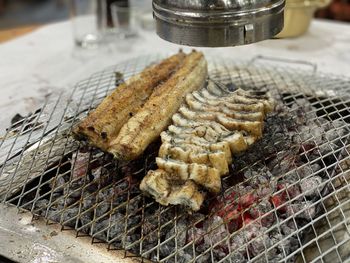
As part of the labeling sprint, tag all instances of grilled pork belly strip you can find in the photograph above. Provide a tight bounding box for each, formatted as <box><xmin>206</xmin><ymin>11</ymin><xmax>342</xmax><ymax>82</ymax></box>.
<box><xmin>109</xmin><ymin>51</ymin><xmax>208</xmax><ymax>160</ymax></box>
<box><xmin>74</xmin><ymin>52</ymin><xmax>186</xmax><ymax>151</ymax></box>
<box><xmin>140</xmin><ymin>81</ymin><xmax>274</xmax><ymax>211</ymax></box>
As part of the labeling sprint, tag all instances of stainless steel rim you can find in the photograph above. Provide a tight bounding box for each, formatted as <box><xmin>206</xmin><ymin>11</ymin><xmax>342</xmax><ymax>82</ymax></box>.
<box><xmin>153</xmin><ymin>0</ymin><xmax>285</xmax><ymax>47</ymax></box>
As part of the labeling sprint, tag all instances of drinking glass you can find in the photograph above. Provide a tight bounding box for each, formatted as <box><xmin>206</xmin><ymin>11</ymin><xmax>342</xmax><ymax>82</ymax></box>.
<box><xmin>110</xmin><ymin>1</ymin><xmax>139</xmax><ymax>39</ymax></box>
<box><xmin>69</xmin><ymin>0</ymin><xmax>105</xmax><ymax>48</ymax></box>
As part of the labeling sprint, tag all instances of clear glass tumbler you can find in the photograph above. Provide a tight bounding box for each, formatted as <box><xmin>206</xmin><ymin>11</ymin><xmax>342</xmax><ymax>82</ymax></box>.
<box><xmin>110</xmin><ymin>1</ymin><xmax>139</xmax><ymax>39</ymax></box>
<box><xmin>69</xmin><ymin>0</ymin><xmax>105</xmax><ymax>48</ymax></box>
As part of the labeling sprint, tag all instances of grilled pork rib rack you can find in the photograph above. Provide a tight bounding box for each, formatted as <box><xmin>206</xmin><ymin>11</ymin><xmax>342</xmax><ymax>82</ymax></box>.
<box><xmin>141</xmin><ymin>81</ymin><xmax>274</xmax><ymax>210</ymax></box>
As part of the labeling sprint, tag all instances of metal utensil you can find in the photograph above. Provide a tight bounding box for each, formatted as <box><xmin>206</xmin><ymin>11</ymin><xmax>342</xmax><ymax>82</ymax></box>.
<box><xmin>153</xmin><ymin>0</ymin><xmax>285</xmax><ymax>47</ymax></box>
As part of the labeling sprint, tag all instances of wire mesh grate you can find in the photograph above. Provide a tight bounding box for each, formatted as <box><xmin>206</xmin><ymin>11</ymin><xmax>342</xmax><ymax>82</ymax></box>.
<box><xmin>1</xmin><ymin>55</ymin><xmax>350</xmax><ymax>262</ymax></box>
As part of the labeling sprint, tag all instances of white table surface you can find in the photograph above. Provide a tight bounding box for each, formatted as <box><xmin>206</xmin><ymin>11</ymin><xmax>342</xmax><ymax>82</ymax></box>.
<box><xmin>0</xmin><ymin>19</ymin><xmax>350</xmax><ymax>132</ymax></box>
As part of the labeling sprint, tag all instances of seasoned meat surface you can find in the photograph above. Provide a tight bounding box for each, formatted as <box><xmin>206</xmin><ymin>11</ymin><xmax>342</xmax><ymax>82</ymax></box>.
<box><xmin>73</xmin><ymin>51</ymin><xmax>186</xmax><ymax>151</ymax></box>
<box><xmin>140</xmin><ymin>81</ymin><xmax>274</xmax><ymax>211</ymax></box>
<box><xmin>108</xmin><ymin>51</ymin><xmax>208</xmax><ymax>160</ymax></box>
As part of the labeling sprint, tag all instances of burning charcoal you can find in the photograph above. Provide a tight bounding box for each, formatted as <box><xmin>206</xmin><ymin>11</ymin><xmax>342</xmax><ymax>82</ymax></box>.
<box><xmin>98</xmin><ymin>170</ymin><xmax>116</xmax><ymax>189</ymax></box>
<box><xmin>126</xmin><ymin>214</ymin><xmax>141</xmax><ymax>230</ymax></box>
<box><xmin>50</xmin><ymin>176</ymin><xmax>66</xmax><ymax>193</ymax></box>
<box><xmin>256</xmin><ymin>183</ymin><xmax>275</xmax><ymax>199</ymax></box>
<box><xmin>115</xmin><ymin>180</ymin><xmax>130</xmax><ymax>193</ymax></box>
<box><xmin>191</xmin><ymin>212</ymin><xmax>206</xmax><ymax>225</ymax></box>
<box><xmin>66</xmin><ymin>188</ymin><xmax>83</xmax><ymax>199</ymax></box>
<box><xmin>211</xmin><ymin>189</ymin><xmax>252</xmax><ymax>232</ymax></box>
<box><xmin>159</xmin><ymin>241</ymin><xmax>175</xmax><ymax>259</ymax></box>
<box><xmin>53</xmin><ymin>196</ymin><xmax>76</xmax><ymax>209</ymax></box>
<box><xmin>235</xmin><ymin>184</ymin><xmax>254</xmax><ymax>198</ymax></box>
<box><xmin>79</xmin><ymin>212</ymin><xmax>92</xmax><ymax>233</ymax></box>
<box><xmin>300</xmin><ymin>124</ymin><xmax>325</xmax><ymax>146</ymax></box>
<box><xmin>324</xmin><ymin>121</ymin><xmax>348</xmax><ymax>141</ymax></box>
<box><xmin>265</xmin><ymin>247</ymin><xmax>282</xmax><ymax>263</ymax></box>
<box><xmin>98</xmin><ymin>187</ymin><xmax>114</xmax><ymax>201</ymax></box>
<box><xmin>65</xmin><ymin>197</ymin><xmax>79</xmax><ymax>207</ymax></box>
<box><xmin>248</xmin><ymin>232</ymin><xmax>272</xmax><ymax>259</ymax></box>
<box><xmin>82</xmin><ymin>193</ymin><xmax>96</xmax><ymax>210</ymax></box>
<box><xmin>204</xmin><ymin>216</ymin><xmax>229</xmax><ymax>246</ymax></box>
<box><xmin>94</xmin><ymin>213</ymin><xmax>126</xmax><ymax>241</ymax></box>
<box><xmin>319</xmin><ymin>141</ymin><xmax>339</xmax><ymax>155</ymax></box>
<box><xmin>187</xmin><ymin>226</ymin><xmax>205</xmax><ymax>247</ymax></box>
<box><xmin>161</xmin><ymin>218</ymin><xmax>188</xmax><ymax>258</ymax></box>
<box><xmin>71</xmin><ymin>150</ymin><xmax>90</xmax><ymax>179</ymax></box>
<box><xmin>277</xmin><ymin>235</ymin><xmax>299</xmax><ymax>256</ymax></box>
<box><xmin>330</xmin><ymin>119</ymin><xmax>347</xmax><ymax>129</ymax></box>
<box><xmin>127</xmin><ymin>197</ymin><xmax>141</xmax><ymax>214</ymax></box>
<box><xmin>220</xmin><ymin>252</ymin><xmax>245</xmax><ymax>263</ymax></box>
<box><xmin>34</xmin><ymin>199</ymin><xmax>49</xmax><ymax>210</ymax></box>
<box><xmin>251</xmin><ymin>254</ymin><xmax>270</xmax><ymax>263</ymax></box>
<box><xmin>236</xmin><ymin>222</ymin><xmax>270</xmax><ymax>259</ymax></box>
<box><xmin>95</xmin><ymin>200</ymin><xmax>111</xmax><ymax>218</ymax></box>
<box><xmin>245</xmin><ymin>171</ymin><xmax>269</xmax><ymax>187</ymax></box>
<box><xmin>142</xmin><ymin>220</ymin><xmax>158</xmax><ymax>244</ymax></box>
<box><xmin>91</xmin><ymin>219</ymin><xmax>108</xmax><ymax>240</ymax></box>
<box><xmin>194</xmin><ymin>253</ymin><xmax>211</xmax><ymax>263</ymax></box>
<box><xmin>160</xmin><ymin>247</ymin><xmax>194</xmax><ymax>263</ymax></box>
<box><xmin>299</xmin><ymin>176</ymin><xmax>322</xmax><ymax>198</ymax></box>
<box><xmin>61</xmin><ymin>207</ymin><xmax>80</xmax><ymax>226</ymax></box>
<box><xmin>159</xmin><ymin>209</ymin><xmax>178</xmax><ymax>226</ymax></box>
<box><xmin>290</xmin><ymin>99</ymin><xmax>316</xmax><ymax>124</ymax></box>
<box><xmin>286</xmin><ymin>201</ymin><xmax>316</xmax><ymax>220</ymax></box>
<box><xmin>282</xmin><ymin>170</ymin><xmax>299</xmax><ymax>183</ymax></box>
<box><xmin>50</xmin><ymin>197</ymin><xmax>64</xmax><ymax>210</ymax></box>
<box><xmin>244</xmin><ymin>169</ymin><xmax>260</xmax><ymax>180</ymax></box>
<box><xmin>91</xmin><ymin>167</ymin><xmax>102</xmax><ymax>181</ymax></box>
<box><xmin>174</xmin><ymin>219</ymin><xmax>188</xmax><ymax>248</ymax></box>
<box><xmin>124</xmin><ymin>234</ymin><xmax>139</xmax><ymax>250</ymax></box>
<box><xmin>270</xmin><ymin>152</ymin><xmax>298</xmax><ymax>176</ymax></box>
<box><xmin>230</xmin><ymin>232</ymin><xmax>248</xmax><ymax>255</ymax></box>
<box><xmin>269</xmin><ymin>231</ymin><xmax>296</xmax><ymax>257</ymax></box>
<box><xmin>276</xmin><ymin>183</ymin><xmax>302</xmax><ymax>201</ymax></box>
<box><xmin>238</xmin><ymin>192</ymin><xmax>258</xmax><ymax>209</ymax></box>
<box><xmin>47</xmin><ymin>209</ymin><xmax>61</xmax><ymax>222</ymax></box>
<box><xmin>286</xmin><ymin>184</ymin><xmax>302</xmax><ymax>200</ymax></box>
<box><xmin>296</xmin><ymin>165</ymin><xmax>315</xmax><ymax>179</ymax></box>
<box><xmin>213</xmin><ymin>247</ymin><xmax>228</xmax><ymax>261</ymax></box>
<box><xmin>249</xmin><ymin>200</ymin><xmax>275</xmax><ymax>228</ymax></box>
<box><xmin>177</xmin><ymin>250</ymin><xmax>194</xmax><ymax>263</ymax></box>
<box><xmin>64</xmin><ymin>179</ymin><xmax>84</xmax><ymax>198</ymax></box>
<box><xmin>279</xmin><ymin>219</ymin><xmax>297</xmax><ymax>237</ymax></box>
<box><xmin>270</xmin><ymin>192</ymin><xmax>287</xmax><ymax>214</ymax></box>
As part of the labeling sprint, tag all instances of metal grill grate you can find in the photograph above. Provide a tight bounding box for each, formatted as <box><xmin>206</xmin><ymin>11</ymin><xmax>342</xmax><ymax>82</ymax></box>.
<box><xmin>1</xmin><ymin>55</ymin><xmax>350</xmax><ymax>263</ymax></box>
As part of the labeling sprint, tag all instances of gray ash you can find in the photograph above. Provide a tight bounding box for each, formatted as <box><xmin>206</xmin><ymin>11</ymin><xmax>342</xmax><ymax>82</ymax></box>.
<box><xmin>11</xmin><ymin>94</ymin><xmax>350</xmax><ymax>263</ymax></box>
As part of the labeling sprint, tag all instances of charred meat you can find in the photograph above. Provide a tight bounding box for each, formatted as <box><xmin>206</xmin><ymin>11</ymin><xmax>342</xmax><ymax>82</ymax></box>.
<box><xmin>74</xmin><ymin>51</ymin><xmax>208</xmax><ymax>162</ymax></box>
<box><xmin>74</xmin><ymin>51</ymin><xmax>186</xmax><ymax>151</ymax></box>
<box><xmin>108</xmin><ymin>51</ymin><xmax>208</xmax><ymax>160</ymax></box>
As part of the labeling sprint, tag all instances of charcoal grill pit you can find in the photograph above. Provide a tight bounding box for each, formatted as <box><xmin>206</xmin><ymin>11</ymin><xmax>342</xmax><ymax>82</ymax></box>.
<box><xmin>1</xmin><ymin>55</ymin><xmax>350</xmax><ymax>263</ymax></box>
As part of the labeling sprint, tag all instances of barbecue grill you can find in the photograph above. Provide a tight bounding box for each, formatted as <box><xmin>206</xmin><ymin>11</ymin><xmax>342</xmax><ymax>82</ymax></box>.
<box><xmin>1</xmin><ymin>55</ymin><xmax>350</xmax><ymax>263</ymax></box>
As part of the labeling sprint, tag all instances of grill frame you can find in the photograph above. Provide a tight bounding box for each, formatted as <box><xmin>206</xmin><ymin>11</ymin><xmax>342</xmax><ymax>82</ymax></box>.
<box><xmin>1</xmin><ymin>55</ymin><xmax>350</xmax><ymax>263</ymax></box>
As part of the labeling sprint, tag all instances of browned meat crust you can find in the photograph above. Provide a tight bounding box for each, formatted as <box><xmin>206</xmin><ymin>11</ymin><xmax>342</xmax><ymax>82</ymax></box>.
<box><xmin>73</xmin><ymin>51</ymin><xmax>186</xmax><ymax>151</ymax></box>
<box><xmin>108</xmin><ymin>51</ymin><xmax>208</xmax><ymax>160</ymax></box>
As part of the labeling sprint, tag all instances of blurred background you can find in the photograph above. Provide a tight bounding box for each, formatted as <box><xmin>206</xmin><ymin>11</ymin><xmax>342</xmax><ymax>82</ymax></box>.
<box><xmin>0</xmin><ymin>0</ymin><xmax>349</xmax><ymax>43</ymax></box>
